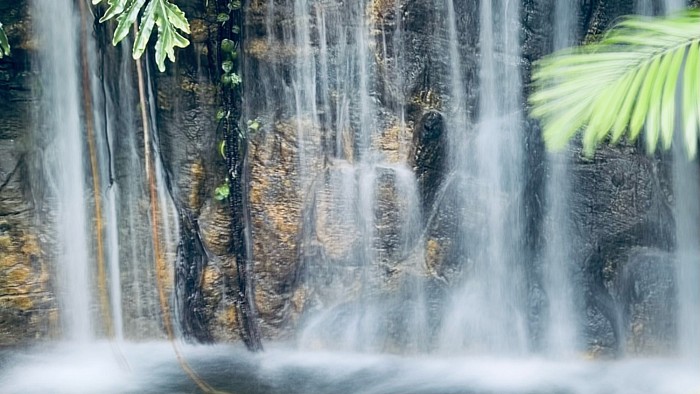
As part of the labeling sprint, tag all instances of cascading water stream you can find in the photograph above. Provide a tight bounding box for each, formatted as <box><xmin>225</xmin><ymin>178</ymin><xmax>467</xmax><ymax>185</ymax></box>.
<box><xmin>637</xmin><ymin>0</ymin><xmax>654</xmax><ymax>15</ymax></box>
<box><xmin>540</xmin><ymin>0</ymin><xmax>580</xmax><ymax>357</ymax></box>
<box><xmin>440</xmin><ymin>0</ymin><xmax>527</xmax><ymax>355</ymax></box>
<box><xmin>34</xmin><ymin>0</ymin><xmax>94</xmax><ymax>341</ymax></box>
<box><xmin>145</xmin><ymin>58</ymin><xmax>181</xmax><ymax>339</ymax></box>
<box><xmin>32</xmin><ymin>0</ymin><xmax>177</xmax><ymax>342</ymax></box>
<box><xmin>104</xmin><ymin>40</ymin><xmax>157</xmax><ymax>339</ymax></box>
<box><xmin>633</xmin><ymin>0</ymin><xmax>698</xmax><ymax>360</ymax></box>
<box><xmin>664</xmin><ymin>0</ymin><xmax>700</xmax><ymax>360</ymax></box>
<box><xmin>250</xmin><ymin>0</ymin><xmax>426</xmax><ymax>352</ymax></box>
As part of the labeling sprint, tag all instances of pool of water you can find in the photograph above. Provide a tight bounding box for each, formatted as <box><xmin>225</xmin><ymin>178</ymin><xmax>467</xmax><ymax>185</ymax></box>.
<box><xmin>0</xmin><ymin>342</ymin><xmax>698</xmax><ymax>394</ymax></box>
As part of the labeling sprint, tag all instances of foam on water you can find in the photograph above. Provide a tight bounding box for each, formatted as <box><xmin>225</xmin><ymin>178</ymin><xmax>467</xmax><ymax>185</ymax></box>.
<box><xmin>1</xmin><ymin>344</ymin><xmax>699</xmax><ymax>394</ymax></box>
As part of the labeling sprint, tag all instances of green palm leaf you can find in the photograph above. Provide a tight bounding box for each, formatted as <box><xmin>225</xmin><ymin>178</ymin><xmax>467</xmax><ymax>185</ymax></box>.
<box><xmin>0</xmin><ymin>22</ymin><xmax>10</xmax><ymax>59</ymax></box>
<box><xmin>530</xmin><ymin>9</ymin><xmax>700</xmax><ymax>158</ymax></box>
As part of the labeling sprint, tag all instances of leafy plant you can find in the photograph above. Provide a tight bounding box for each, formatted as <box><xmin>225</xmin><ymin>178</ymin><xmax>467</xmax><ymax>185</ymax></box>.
<box><xmin>214</xmin><ymin>183</ymin><xmax>230</xmax><ymax>200</ymax></box>
<box><xmin>92</xmin><ymin>0</ymin><xmax>191</xmax><ymax>72</ymax></box>
<box><xmin>217</xmin><ymin>13</ymin><xmax>230</xmax><ymax>24</ymax></box>
<box><xmin>0</xmin><ymin>22</ymin><xmax>10</xmax><ymax>58</ymax></box>
<box><xmin>530</xmin><ymin>9</ymin><xmax>700</xmax><ymax>158</ymax></box>
<box><xmin>247</xmin><ymin>119</ymin><xmax>261</xmax><ymax>133</ymax></box>
<box><xmin>216</xmin><ymin>108</ymin><xmax>228</xmax><ymax>121</ymax></box>
<box><xmin>220</xmin><ymin>38</ymin><xmax>240</xmax><ymax>87</ymax></box>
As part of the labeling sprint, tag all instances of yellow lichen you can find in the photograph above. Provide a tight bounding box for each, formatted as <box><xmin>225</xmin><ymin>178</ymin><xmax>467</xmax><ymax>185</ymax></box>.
<box><xmin>224</xmin><ymin>306</ymin><xmax>237</xmax><ymax>328</ymax></box>
<box><xmin>188</xmin><ymin>19</ymin><xmax>209</xmax><ymax>43</ymax></box>
<box><xmin>246</xmin><ymin>39</ymin><xmax>303</xmax><ymax>63</ymax></box>
<box><xmin>188</xmin><ymin>159</ymin><xmax>205</xmax><ymax>210</ymax></box>
<box><xmin>412</xmin><ymin>89</ymin><xmax>442</xmax><ymax>111</ymax></box>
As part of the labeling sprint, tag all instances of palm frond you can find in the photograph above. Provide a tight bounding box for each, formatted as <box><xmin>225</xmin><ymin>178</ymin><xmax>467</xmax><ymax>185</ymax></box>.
<box><xmin>0</xmin><ymin>22</ymin><xmax>10</xmax><ymax>59</ymax></box>
<box><xmin>530</xmin><ymin>9</ymin><xmax>700</xmax><ymax>158</ymax></box>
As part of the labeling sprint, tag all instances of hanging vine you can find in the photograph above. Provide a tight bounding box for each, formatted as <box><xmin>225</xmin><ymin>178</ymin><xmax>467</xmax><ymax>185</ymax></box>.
<box><xmin>216</xmin><ymin>0</ymin><xmax>263</xmax><ymax>351</ymax></box>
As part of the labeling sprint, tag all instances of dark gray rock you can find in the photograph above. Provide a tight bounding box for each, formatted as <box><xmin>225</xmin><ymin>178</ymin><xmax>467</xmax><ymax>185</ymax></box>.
<box><xmin>617</xmin><ymin>248</ymin><xmax>677</xmax><ymax>355</ymax></box>
<box><xmin>411</xmin><ymin>110</ymin><xmax>446</xmax><ymax>213</ymax></box>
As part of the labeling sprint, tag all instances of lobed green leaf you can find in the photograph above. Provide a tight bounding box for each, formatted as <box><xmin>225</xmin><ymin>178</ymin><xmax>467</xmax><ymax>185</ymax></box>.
<box><xmin>96</xmin><ymin>0</ymin><xmax>190</xmax><ymax>72</ymax></box>
<box><xmin>99</xmin><ymin>0</ymin><xmax>130</xmax><ymax>23</ymax></box>
<box><xmin>113</xmin><ymin>0</ymin><xmax>146</xmax><ymax>45</ymax></box>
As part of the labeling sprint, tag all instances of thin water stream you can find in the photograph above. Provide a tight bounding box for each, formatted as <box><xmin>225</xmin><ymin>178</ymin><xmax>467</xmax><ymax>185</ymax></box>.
<box><xmin>541</xmin><ymin>0</ymin><xmax>580</xmax><ymax>358</ymax></box>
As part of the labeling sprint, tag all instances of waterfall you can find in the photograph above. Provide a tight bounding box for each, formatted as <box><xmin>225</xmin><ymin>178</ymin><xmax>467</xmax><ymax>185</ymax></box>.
<box><xmin>541</xmin><ymin>0</ymin><xmax>580</xmax><ymax>357</ymax></box>
<box><xmin>32</xmin><ymin>0</ymin><xmax>176</xmax><ymax>341</ymax></box>
<box><xmin>25</xmin><ymin>0</ymin><xmax>699</xmax><ymax>359</ymax></box>
<box><xmin>665</xmin><ymin>0</ymin><xmax>700</xmax><ymax>360</ymax></box>
<box><xmin>146</xmin><ymin>59</ymin><xmax>181</xmax><ymax>339</ymax></box>
<box><xmin>104</xmin><ymin>40</ymin><xmax>157</xmax><ymax>339</ymax></box>
<box><xmin>248</xmin><ymin>0</ymin><xmax>425</xmax><ymax>351</ymax></box>
<box><xmin>440</xmin><ymin>0</ymin><xmax>527</xmax><ymax>355</ymax></box>
<box><xmin>634</xmin><ymin>0</ymin><xmax>697</xmax><ymax>358</ymax></box>
<box><xmin>636</xmin><ymin>0</ymin><xmax>654</xmax><ymax>15</ymax></box>
<box><xmin>673</xmin><ymin>129</ymin><xmax>700</xmax><ymax>360</ymax></box>
<box><xmin>34</xmin><ymin>0</ymin><xmax>93</xmax><ymax>341</ymax></box>
<box><xmin>7</xmin><ymin>1</ymin><xmax>700</xmax><ymax>392</ymax></box>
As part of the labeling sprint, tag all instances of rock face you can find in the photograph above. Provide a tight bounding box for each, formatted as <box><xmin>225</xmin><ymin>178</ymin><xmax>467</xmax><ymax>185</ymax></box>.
<box><xmin>239</xmin><ymin>0</ymin><xmax>683</xmax><ymax>355</ymax></box>
<box><xmin>569</xmin><ymin>145</ymin><xmax>674</xmax><ymax>355</ymax></box>
<box><xmin>617</xmin><ymin>248</ymin><xmax>677</xmax><ymax>354</ymax></box>
<box><xmin>0</xmin><ymin>0</ymin><xmax>57</xmax><ymax>346</ymax></box>
<box><xmin>154</xmin><ymin>0</ymin><xmax>243</xmax><ymax>342</ymax></box>
<box><xmin>0</xmin><ymin>0</ymin><xmax>692</xmax><ymax>356</ymax></box>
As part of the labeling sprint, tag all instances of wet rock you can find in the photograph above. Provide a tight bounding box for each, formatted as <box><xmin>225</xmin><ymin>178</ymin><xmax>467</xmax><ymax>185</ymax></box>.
<box><xmin>155</xmin><ymin>0</ymin><xmax>238</xmax><ymax>342</ymax></box>
<box><xmin>617</xmin><ymin>248</ymin><xmax>676</xmax><ymax>355</ymax></box>
<box><xmin>411</xmin><ymin>110</ymin><xmax>446</xmax><ymax>213</ymax></box>
<box><xmin>248</xmin><ymin>120</ymin><xmax>323</xmax><ymax>338</ymax></box>
<box><xmin>0</xmin><ymin>0</ymin><xmax>56</xmax><ymax>346</ymax></box>
<box><xmin>569</xmin><ymin>144</ymin><xmax>674</xmax><ymax>355</ymax></box>
<box><xmin>0</xmin><ymin>221</ymin><xmax>57</xmax><ymax>344</ymax></box>
<box><xmin>199</xmin><ymin>199</ymin><xmax>234</xmax><ymax>257</ymax></box>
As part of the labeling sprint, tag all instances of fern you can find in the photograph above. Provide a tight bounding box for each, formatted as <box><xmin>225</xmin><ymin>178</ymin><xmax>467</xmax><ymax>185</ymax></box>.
<box><xmin>93</xmin><ymin>0</ymin><xmax>190</xmax><ymax>72</ymax></box>
<box><xmin>530</xmin><ymin>10</ymin><xmax>700</xmax><ymax>158</ymax></box>
<box><xmin>0</xmin><ymin>22</ymin><xmax>10</xmax><ymax>58</ymax></box>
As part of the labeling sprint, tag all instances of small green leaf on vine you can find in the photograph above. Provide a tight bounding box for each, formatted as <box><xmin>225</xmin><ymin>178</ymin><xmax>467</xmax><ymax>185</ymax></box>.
<box><xmin>217</xmin><ymin>13</ymin><xmax>230</xmax><ymax>23</ymax></box>
<box><xmin>218</xmin><ymin>140</ymin><xmax>226</xmax><ymax>158</ymax></box>
<box><xmin>214</xmin><ymin>183</ymin><xmax>230</xmax><ymax>201</ymax></box>
<box><xmin>221</xmin><ymin>38</ymin><xmax>235</xmax><ymax>53</ymax></box>
<box><xmin>247</xmin><ymin>119</ymin><xmax>261</xmax><ymax>133</ymax></box>
<box><xmin>222</xmin><ymin>72</ymin><xmax>242</xmax><ymax>87</ymax></box>
<box><xmin>222</xmin><ymin>60</ymin><xmax>234</xmax><ymax>73</ymax></box>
